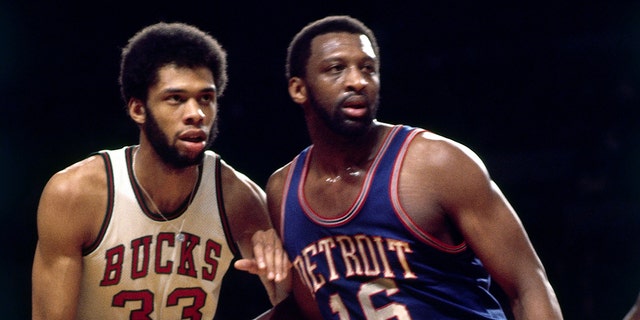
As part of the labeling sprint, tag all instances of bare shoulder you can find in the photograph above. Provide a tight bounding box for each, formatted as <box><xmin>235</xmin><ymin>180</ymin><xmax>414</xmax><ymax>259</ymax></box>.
<box><xmin>408</xmin><ymin>131</ymin><xmax>488</xmax><ymax>172</ymax></box>
<box><xmin>401</xmin><ymin>130</ymin><xmax>495</xmax><ymax>209</ymax></box>
<box><xmin>403</xmin><ymin>131</ymin><xmax>491</xmax><ymax>190</ymax></box>
<box><xmin>218</xmin><ymin>158</ymin><xmax>266</xmax><ymax>204</ymax></box>
<box><xmin>265</xmin><ymin>162</ymin><xmax>292</xmax><ymax>198</ymax></box>
<box><xmin>37</xmin><ymin>155</ymin><xmax>108</xmax><ymax>249</ymax></box>
<box><xmin>217</xmin><ymin>158</ymin><xmax>271</xmax><ymax>242</ymax></box>
<box><xmin>264</xmin><ymin>162</ymin><xmax>294</xmax><ymax>231</ymax></box>
<box><xmin>44</xmin><ymin>155</ymin><xmax>108</xmax><ymax>201</ymax></box>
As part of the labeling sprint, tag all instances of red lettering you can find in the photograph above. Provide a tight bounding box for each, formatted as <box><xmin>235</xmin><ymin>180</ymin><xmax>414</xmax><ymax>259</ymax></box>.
<box><xmin>178</xmin><ymin>233</ymin><xmax>199</xmax><ymax>278</ymax></box>
<box><xmin>202</xmin><ymin>239</ymin><xmax>221</xmax><ymax>281</ymax></box>
<box><xmin>101</xmin><ymin>245</ymin><xmax>124</xmax><ymax>286</ymax></box>
<box><xmin>167</xmin><ymin>287</ymin><xmax>206</xmax><ymax>320</ymax></box>
<box><xmin>131</xmin><ymin>236</ymin><xmax>152</xmax><ymax>279</ymax></box>
<box><xmin>156</xmin><ymin>233</ymin><xmax>174</xmax><ymax>274</ymax></box>
<box><xmin>112</xmin><ymin>289</ymin><xmax>154</xmax><ymax>318</ymax></box>
<box><xmin>103</xmin><ymin>234</ymin><xmax>225</xmax><ymax>283</ymax></box>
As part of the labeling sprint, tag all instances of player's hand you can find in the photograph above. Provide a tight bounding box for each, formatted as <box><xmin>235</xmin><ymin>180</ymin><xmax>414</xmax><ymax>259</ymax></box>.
<box><xmin>234</xmin><ymin>229</ymin><xmax>291</xmax><ymax>305</ymax></box>
<box><xmin>234</xmin><ymin>228</ymin><xmax>290</xmax><ymax>282</ymax></box>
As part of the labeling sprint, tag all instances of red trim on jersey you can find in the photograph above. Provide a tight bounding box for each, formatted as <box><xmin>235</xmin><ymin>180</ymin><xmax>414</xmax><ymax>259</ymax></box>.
<box><xmin>390</xmin><ymin>129</ymin><xmax>468</xmax><ymax>254</ymax></box>
<box><xmin>280</xmin><ymin>155</ymin><xmax>301</xmax><ymax>244</ymax></box>
<box><xmin>128</xmin><ymin>146</ymin><xmax>201</xmax><ymax>221</ymax></box>
<box><xmin>82</xmin><ymin>151</ymin><xmax>115</xmax><ymax>256</ymax></box>
<box><xmin>215</xmin><ymin>154</ymin><xmax>241</xmax><ymax>258</ymax></box>
<box><xmin>298</xmin><ymin>126</ymin><xmax>401</xmax><ymax>227</ymax></box>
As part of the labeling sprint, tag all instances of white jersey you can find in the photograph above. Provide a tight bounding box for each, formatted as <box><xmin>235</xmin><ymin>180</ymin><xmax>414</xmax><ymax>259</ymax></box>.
<box><xmin>78</xmin><ymin>146</ymin><xmax>236</xmax><ymax>319</ymax></box>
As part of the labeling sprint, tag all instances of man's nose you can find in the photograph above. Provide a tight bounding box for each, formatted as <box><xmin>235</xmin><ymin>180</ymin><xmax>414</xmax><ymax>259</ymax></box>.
<box><xmin>183</xmin><ymin>99</ymin><xmax>205</xmax><ymax>124</ymax></box>
<box><xmin>344</xmin><ymin>66</ymin><xmax>368</xmax><ymax>92</ymax></box>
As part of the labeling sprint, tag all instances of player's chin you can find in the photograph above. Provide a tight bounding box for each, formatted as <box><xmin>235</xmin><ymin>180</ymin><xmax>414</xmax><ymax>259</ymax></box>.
<box><xmin>337</xmin><ymin>118</ymin><xmax>372</xmax><ymax>136</ymax></box>
<box><xmin>172</xmin><ymin>152</ymin><xmax>205</xmax><ymax>169</ymax></box>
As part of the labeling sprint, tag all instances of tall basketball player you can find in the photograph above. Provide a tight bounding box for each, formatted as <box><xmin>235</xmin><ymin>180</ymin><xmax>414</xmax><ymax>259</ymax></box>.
<box><xmin>32</xmin><ymin>22</ymin><xmax>289</xmax><ymax>319</ymax></box>
<box><xmin>260</xmin><ymin>15</ymin><xmax>563</xmax><ymax>319</ymax></box>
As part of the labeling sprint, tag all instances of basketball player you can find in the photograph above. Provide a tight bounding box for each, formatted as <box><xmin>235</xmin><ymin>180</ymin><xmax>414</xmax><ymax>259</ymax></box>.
<box><xmin>261</xmin><ymin>16</ymin><xmax>563</xmax><ymax>319</ymax></box>
<box><xmin>32</xmin><ymin>22</ymin><xmax>289</xmax><ymax>319</ymax></box>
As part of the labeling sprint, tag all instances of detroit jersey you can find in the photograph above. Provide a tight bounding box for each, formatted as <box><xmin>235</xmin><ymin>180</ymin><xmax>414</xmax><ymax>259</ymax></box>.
<box><xmin>281</xmin><ymin>125</ymin><xmax>507</xmax><ymax>319</ymax></box>
<box><xmin>78</xmin><ymin>146</ymin><xmax>237</xmax><ymax>319</ymax></box>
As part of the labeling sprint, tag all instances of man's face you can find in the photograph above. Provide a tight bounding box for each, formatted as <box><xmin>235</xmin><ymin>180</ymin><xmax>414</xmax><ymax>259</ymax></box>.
<box><xmin>142</xmin><ymin>64</ymin><xmax>218</xmax><ymax>168</ymax></box>
<box><xmin>303</xmin><ymin>32</ymin><xmax>380</xmax><ymax>137</ymax></box>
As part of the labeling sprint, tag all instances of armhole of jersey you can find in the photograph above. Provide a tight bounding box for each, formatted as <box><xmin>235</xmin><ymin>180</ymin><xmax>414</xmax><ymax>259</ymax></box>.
<box><xmin>391</xmin><ymin>129</ymin><xmax>468</xmax><ymax>254</ymax></box>
<box><xmin>279</xmin><ymin>155</ymin><xmax>300</xmax><ymax>244</ymax></box>
<box><xmin>82</xmin><ymin>151</ymin><xmax>115</xmax><ymax>256</ymax></box>
<box><xmin>215</xmin><ymin>154</ymin><xmax>241</xmax><ymax>258</ymax></box>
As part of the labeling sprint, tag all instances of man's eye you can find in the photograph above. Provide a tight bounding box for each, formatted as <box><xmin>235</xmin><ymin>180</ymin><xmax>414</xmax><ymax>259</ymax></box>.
<box><xmin>328</xmin><ymin>65</ymin><xmax>345</xmax><ymax>73</ymax></box>
<box><xmin>363</xmin><ymin>64</ymin><xmax>377</xmax><ymax>74</ymax></box>
<box><xmin>168</xmin><ymin>95</ymin><xmax>183</xmax><ymax>103</ymax></box>
<box><xmin>199</xmin><ymin>95</ymin><xmax>214</xmax><ymax>103</ymax></box>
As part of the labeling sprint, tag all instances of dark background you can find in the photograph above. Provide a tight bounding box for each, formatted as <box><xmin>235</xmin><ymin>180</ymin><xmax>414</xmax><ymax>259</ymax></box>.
<box><xmin>2</xmin><ymin>1</ymin><xmax>640</xmax><ymax>319</ymax></box>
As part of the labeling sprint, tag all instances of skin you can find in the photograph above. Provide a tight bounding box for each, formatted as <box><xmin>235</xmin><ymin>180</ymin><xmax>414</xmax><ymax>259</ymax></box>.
<box><xmin>264</xmin><ymin>32</ymin><xmax>563</xmax><ymax>319</ymax></box>
<box><xmin>32</xmin><ymin>65</ymin><xmax>289</xmax><ymax>319</ymax></box>
<box><xmin>624</xmin><ymin>292</ymin><xmax>640</xmax><ymax>320</ymax></box>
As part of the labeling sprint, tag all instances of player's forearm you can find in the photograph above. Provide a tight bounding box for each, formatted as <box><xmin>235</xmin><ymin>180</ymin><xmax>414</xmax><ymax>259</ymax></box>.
<box><xmin>510</xmin><ymin>285</ymin><xmax>563</xmax><ymax>320</ymax></box>
<box><xmin>32</xmin><ymin>291</ymin><xmax>78</xmax><ymax>320</ymax></box>
<box><xmin>32</xmin><ymin>256</ymin><xmax>82</xmax><ymax>320</ymax></box>
<box><xmin>513</xmin><ymin>304</ymin><xmax>563</xmax><ymax>320</ymax></box>
<box><xmin>258</xmin><ymin>273</ymin><xmax>291</xmax><ymax>306</ymax></box>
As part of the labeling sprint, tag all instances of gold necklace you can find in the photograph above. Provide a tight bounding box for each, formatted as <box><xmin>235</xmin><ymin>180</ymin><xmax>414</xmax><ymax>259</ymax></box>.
<box><xmin>131</xmin><ymin>148</ymin><xmax>198</xmax><ymax>242</ymax></box>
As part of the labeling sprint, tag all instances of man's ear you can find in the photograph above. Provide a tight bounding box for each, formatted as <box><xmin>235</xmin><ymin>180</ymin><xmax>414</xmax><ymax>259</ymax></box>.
<box><xmin>128</xmin><ymin>99</ymin><xmax>146</xmax><ymax>124</ymax></box>
<box><xmin>288</xmin><ymin>77</ymin><xmax>308</xmax><ymax>104</ymax></box>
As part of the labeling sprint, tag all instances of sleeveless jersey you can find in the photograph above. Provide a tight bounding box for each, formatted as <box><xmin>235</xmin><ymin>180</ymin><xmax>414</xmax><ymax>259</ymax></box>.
<box><xmin>281</xmin><ymin>125</ymin><xmax>507</xmax><ymax>319</ymax></box>
<box><xmin>78</xmin><ymin>146</ymin><xmax>237</xmax><ymax>320</ymax></box>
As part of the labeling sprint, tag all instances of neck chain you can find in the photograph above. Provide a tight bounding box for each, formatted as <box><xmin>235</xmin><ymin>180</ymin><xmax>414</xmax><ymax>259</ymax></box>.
<box><xmin>131</xmin><ymin>148</ymin><xmax>198</xmax><ymax>242</ymax></box>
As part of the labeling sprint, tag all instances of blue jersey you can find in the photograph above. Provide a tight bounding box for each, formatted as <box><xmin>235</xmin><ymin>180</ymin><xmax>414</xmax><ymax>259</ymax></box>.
<box><xmin>281</xmin><ymin>125</ymin><xmax>507</xmax><ymax>319</ymax></box>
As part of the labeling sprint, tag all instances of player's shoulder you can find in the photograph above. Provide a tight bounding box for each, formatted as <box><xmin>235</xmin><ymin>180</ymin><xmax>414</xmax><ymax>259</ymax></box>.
<box><xmin>38</xmin><ymin>154</ymin><xmax>109</xmax><ymax>236</ymax></box>
<box><xmin>37</xmin><ymin>153</ymin><xmax>111</xmax><ymax>250</ymax></box>
<box><xmin>265</xmin><ymin>154</ymin><xmax>301</xmax><ymax>199</ymax></box>
<box><xmin>216</xmin><ymin>156</ymin><xmax>266</xmax><ymax>204</ymax></box>
<box><xmin>404</xmin><ymin>126</ymin><xmax>487</xmax><ymax>171</ymax></box>
<box><xmin>44</xmin><ymin>154</ymin><xmax>108</xmax><ymax>198</ymax></box>
<box><xmin>214</xmin><ymin>156</ymin><xmax>270</xmax><ymax>233</ymax></box>
<box><xmin>382</xmin><ymin>122</ymin><xmax>459</xmax><ymax>151</ymax></box>
<box><xmin>217</xmin><ymin>156</ymin><xmax>258</xmax><ymax>188</ymax></box>
<box><xmin>268</xmin><ymin>161</ymin><xmax>293</xmax><ymax>185</ymax></box>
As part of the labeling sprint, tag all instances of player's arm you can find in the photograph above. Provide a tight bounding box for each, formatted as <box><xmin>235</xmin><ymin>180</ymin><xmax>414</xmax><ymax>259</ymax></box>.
<box><xmin>253</xmin><ymin>166</ymin><xmax>323</xmax><ymax>320</ymax></box>
<box><xmin>254</xmin><ymin>272</ymin><xmax>321</xmax><ymax>320</ymax></box>
<box><xmin>420</xmin><ymin>135</ymin><xmax>563</xmax><ymax>319</ymax></box>
<box><xmin>624</xmin><ymin>291</ymin><xmax>640</xmax><ymax>320</ymax></box>
<box><xmin>32</xmin><ymin>156</ymin><xmax>105</xmax><ymax>320</ymax></box>
<box><xmin>220</xmin><ymin>160</ymin><xmax>290</xmax><ymax>305</ymax></box>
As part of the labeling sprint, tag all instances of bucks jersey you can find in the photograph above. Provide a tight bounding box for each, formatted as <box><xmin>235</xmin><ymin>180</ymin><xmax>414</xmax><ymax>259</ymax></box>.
<box><xmin>281</xmin><ymin>125</ymin><xmax>507</xmax><ymax>319</ymax></box>
<box><xmin>77</xmin><ymin>146</ymin><xmax>237</xmax><ymax>319</ymax></box>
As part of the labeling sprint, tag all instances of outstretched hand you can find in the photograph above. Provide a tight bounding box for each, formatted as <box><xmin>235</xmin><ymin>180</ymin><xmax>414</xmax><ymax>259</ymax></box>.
<box><xmin>234</xmin><ymin>229</ymin><xmax>290</xmax><ymax>281</ymax></box>
<box><xmin>234</xmin><ymin>228</ymin><xmax>291</xmax><ymax>305</ymax></box>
